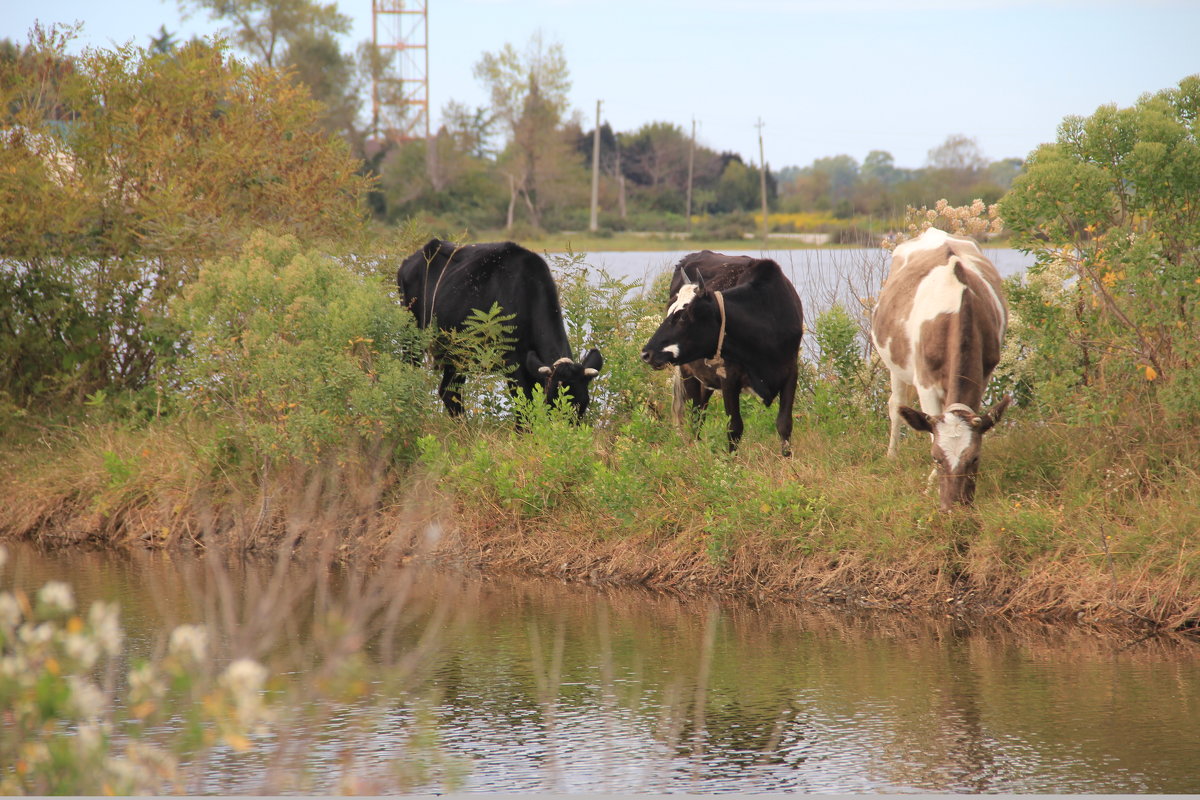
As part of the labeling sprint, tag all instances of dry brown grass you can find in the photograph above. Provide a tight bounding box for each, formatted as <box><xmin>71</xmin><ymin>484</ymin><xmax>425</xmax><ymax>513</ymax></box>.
<box><xmin>2</xmin><ymin>417</ymin><xmax>1198</xmax><ymax>643</ymax></box>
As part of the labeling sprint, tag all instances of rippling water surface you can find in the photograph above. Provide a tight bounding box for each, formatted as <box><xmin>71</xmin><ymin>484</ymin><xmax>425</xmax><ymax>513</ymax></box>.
<box><xmin>7</xmin><ymin>542</ymin><xmax>1199</xmax><ymax>794</ymax></box>
<box><xmin>560</xmin><ymin>247</ymin><xmax>1034</xmax><ymax>295</ymax></box>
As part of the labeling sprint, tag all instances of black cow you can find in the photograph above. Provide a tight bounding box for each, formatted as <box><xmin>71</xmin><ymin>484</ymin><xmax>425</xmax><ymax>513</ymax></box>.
<box><xmin>640</xmin><ymin>251</ymin><xmax>804</xmax><ymax>455</ymax></box>
<box><xmin>397</xmin><ymin>238</ymin><xmax>603</xmax><ymax>417</ymax></box>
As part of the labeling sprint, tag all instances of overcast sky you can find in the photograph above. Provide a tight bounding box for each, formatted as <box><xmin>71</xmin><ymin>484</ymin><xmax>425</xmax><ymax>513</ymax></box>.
<box><xmin>4</xmin><ymin>0</ymin><xmax>1198</xmax><ymax>170</ymax></box>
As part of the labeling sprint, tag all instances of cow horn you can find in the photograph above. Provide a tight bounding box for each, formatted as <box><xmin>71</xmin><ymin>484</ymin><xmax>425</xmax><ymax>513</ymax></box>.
<box><xmin>583</xmin><ymin>368</ymin><xmax>599</xmax><ymax>377</ymax></box>
<box><xmin>538</xmin><ymin>366</ymin><xmax>552</xmax><ymax>376</ymax></box>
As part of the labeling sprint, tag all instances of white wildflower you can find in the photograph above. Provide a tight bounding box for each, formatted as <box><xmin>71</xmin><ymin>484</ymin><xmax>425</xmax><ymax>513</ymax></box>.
<box><xmin>64</xmin><ymin>631</ymin><xmax>101</xmax><ymax>670</ymax></box>
<box><xmin>168</xmin><ymin>624</ymin><xmax>208</xmax><ymax>664</ymax></box>
<box><xmin>128</xmin><ymin>662</ymin><xmax>165</xmax><ymax>702</ymax></box>
<box><xmin>88</xmin><ymin>601</ymin><xmax>123</xmax><ymax>656</ymax></box>
<box><xmin>38</xmin><ymin>581</ymin><xmax>75</xmax><ymax>613</ymax></box>
<box><xmin>0</xmin><ymin>592</ymin><xmax>21</xmax><ymax>630</ymax></box>
<box><xmin>222</xmin><ymin>658</ymin><xmax>267</xmax><ymax>695</ymax></box>
<box><xmin>75</xmin><ymin>721</ymin><xmax>107</xmax><ymax>756</ymax></box>
<box><xmin>221</xmin><ymin>658</ymin><xmax>270</xmax><ymax>727</ymax></box>
<box><xmin>67</xmin><ymin>676</ymin><xmax>107</xmax><ymax>719</ymax></box>
<box><xmin>19</xmin><ymin>621</ymin><xmax>54</xmax><ymax>645</ymax></box>
<box><xmin>111</xmin><ymin>742</ymin><xmax>178</xmax><ymax>792</ymax></box>
<box><xmin>0</xmin><ymin>655</ymin><xmax>28</xmax><ymax>679</ymax></box>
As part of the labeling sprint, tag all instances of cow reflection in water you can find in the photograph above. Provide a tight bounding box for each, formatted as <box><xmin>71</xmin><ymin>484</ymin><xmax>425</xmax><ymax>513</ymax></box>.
<box><xmin>397</xmin><ymin>238</ymin><xmax>603</xmax><ymax>419</ymax></box>
<box><xmin>641</xmin><ymin>251</ymin><xmax>804</xmax><ymax>456</ymax></box>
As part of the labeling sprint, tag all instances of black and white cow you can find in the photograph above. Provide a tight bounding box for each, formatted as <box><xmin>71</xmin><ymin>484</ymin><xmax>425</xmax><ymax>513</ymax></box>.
<box><xmin>397</xmin><ymin>238</ymin><xmax>603</xmax><ymax>417</ymax></box>
<box><xmin>640</xmin><ymin>251</ymin><xmax>804</xmax><ymax>455</ymax></box>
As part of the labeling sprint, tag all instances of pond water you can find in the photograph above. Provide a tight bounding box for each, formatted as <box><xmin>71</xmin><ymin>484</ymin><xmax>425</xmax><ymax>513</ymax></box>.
<box><xmin>558</xmin><ymin>247</ymin><xmax>1035</xmax><ymax>305</ymax></box>
<box><xmin>6</xmin><ymin>541</ymin><xmax>1199</xmax><ymax>794</ymax></box>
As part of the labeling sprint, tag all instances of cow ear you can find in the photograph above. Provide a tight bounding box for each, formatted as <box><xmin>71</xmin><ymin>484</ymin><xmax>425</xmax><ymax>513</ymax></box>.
<box><xmin>898</xmin><ymin>405</ymin><xmax>934</xmax><ymax>433</ymax></box>
<box><xmin>422</xmin><ymin>238</ymin><xmax>442</xmax><ymax>259</ymax></box>
<box><xmin>581</xmin><ymin>348</ymin><xmax>603</xmax><ymax>378</ymax></box>
<box><xmin>526</xmin><ymin>350</ymin><xmax>551</xmax><ymax>377</ymax></box>
<box><xmin>978</xmin><ymin>394</ymin><xmax>1013</xmax><ymax>433</ymax></box>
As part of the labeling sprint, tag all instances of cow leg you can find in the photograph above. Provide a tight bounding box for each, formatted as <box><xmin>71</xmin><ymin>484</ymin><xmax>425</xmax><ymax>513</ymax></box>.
<box><xmin>674</xmin><ymin>371</ymin><xmax>712</xmax><ymax>438</ymax></box>
<box><xmin>438</xmin><ymin>365</ymin><xmax>466</xmax><ymax>416</ymax></box>
<box><xmin>886</xmin><ymin>373</ymin><xmax>910</xmax><ymax>458</ymax></box>
<box><xmin>775</xmin><ymin>364</ymin><xmax>798</xmax><ymax>457</ymax></box>
<box><xmin>914</xmin><ymin>385</ymin><xmax>944</xmax><ymax>490</ymax></box>
<box><xmin>721</xmin><ymin>376</ymin><xmax>744</xmax><ymax>452</ymax></box>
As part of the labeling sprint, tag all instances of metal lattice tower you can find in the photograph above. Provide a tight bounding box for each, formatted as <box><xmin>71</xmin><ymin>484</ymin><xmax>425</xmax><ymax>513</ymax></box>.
<box><xmin>371</xmin><ymin>0</ymin><xmax>429</xmax><ymax>142</ymax></box>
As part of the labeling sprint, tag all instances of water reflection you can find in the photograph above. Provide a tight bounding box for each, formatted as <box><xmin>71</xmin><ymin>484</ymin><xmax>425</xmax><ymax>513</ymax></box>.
<box><xmin>5</xmin><ymin>541</ymin><xmax>1199</xmax><ymax>793</ymax></box>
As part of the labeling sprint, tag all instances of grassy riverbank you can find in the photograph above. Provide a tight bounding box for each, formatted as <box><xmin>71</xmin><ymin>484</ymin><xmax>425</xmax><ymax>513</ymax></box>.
<box><xmin>3</xmin><ymin>391</ymin><xmax>1198</xmax><ymax>637</ymax></box>
<box><xmin>1</xmin><ymin>232</ymin><xmax>1198</xmax><ymax>640</ymax></box>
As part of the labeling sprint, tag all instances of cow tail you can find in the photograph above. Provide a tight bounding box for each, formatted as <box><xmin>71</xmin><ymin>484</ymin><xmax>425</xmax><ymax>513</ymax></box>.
<box><xmin>671</xmin><ymin>369</ymin><xmax>687</xmax><ymax>428</ymax></box>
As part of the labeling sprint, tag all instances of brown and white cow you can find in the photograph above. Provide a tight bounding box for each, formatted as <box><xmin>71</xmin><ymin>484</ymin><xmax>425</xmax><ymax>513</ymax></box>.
<box><xmin>870</xmin><ymin>228</ymin><xmax>1012</xmax><ymax>510</ymax></box>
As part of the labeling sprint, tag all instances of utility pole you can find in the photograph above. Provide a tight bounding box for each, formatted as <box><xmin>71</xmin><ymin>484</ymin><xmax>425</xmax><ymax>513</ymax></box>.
<box><xmin>589</xmin><ymin>99</ymin><xmax>602</xmax><ymax>232</ymax></box>
<box><xmin>757</xmin><ymin>117</ymin><xmax>769</xmax><ymax>243</ymax></box>
<box><xmin>685</xmin><ymin>117</ymin><xmax>696</xmax><ymax>228</ymax></box>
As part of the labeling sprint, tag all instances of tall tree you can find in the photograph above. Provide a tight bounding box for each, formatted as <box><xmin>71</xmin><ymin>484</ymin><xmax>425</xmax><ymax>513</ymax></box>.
<box><xmin>622</xmin><ymin>121</ymin><xmax>690</xmax><ymax>189</ymax></box>
<box><xmin>473</xmin><ymin>31</ymin><xmax>573</xmax><ymax>228</ymax></box>
<box><xmin>0</xmin><ymin>26</ymin><xmax>369</xmax><ymax>403</ymax></box>
<box><xmin>925</xmin><ymin>133</ymin><xmax>988</xmax><ymax>199</ymax></box>
<box><xmin>1001</xmin><ymin>74</ymin><xmax>1200</xmax><ymax>413</ymax></box>
<box><xmin>177</xmin><ymin>0</ymin><xmax>349</xmax><ymax>67</ymax></box>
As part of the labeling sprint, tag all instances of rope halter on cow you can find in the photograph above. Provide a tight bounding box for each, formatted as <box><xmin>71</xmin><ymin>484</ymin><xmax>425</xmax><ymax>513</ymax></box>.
<box><xmin>704</xmin><ymin>290</ymin><xmax>728</xmax><ymax>379</ymax></box>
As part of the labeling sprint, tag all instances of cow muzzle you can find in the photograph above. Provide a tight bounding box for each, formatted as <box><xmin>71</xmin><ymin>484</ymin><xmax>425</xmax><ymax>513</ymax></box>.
<box><xmin>641</xmin><ymin>347</ymin><xmax>673</xmax><ymax>369</ymax></box>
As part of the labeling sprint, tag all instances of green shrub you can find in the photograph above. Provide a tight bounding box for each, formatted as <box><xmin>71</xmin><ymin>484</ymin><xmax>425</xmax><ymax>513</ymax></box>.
<box><xmin>427</xmin><ymin>391</ymin><xmax>595</xmax><ymax>518</ymax></box>
<box><xmin>170</xmin><ymin>232</ymin><xmax>436</xmax><ymax>465</ymax></box>
<box><xmin>1001</xmin><ymin>74</ymin><xmax>1200</xmax><ymax>419</ymax></box>
<box><xmin>549</xmin><ymin>251</ymin><xmax>664</xmax><ymax>424</ymax></box>
<box><xmin>0</xmin><ymin>28</ymin><xmax>368</xmax><ymax>406</ymax></box>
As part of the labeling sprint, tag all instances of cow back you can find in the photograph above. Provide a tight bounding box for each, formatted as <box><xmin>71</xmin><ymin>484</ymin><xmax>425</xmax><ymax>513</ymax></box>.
<box><xmin>872</xmin><ymin>229</ymin><xmax>1007</xmax><ymax>409</ymax></box>
<box><xmin>663</xmin><ymin>251</ymin><xmax>803</xmax><ymax>398</ymax></box>
<box><xmin>397</xmin><ymin>239</ymin><xmax>573</xmax><ymax>366</ymax></box>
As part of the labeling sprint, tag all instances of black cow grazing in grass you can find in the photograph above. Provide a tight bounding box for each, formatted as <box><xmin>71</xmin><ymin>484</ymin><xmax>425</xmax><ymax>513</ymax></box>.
<box><xmin>397</xmin><ymin>238</ymin><xmax>603</xmax><ymax>418</ymax></box>
<box><xmin>640</xmin><ymin>251</ymin><xmax>804</xmax><ymax>455</ymax></box>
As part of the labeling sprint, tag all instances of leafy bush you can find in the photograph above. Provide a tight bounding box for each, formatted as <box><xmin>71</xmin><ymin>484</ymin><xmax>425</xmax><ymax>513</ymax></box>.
<box><xmin>170</xmin><ymin>232</ymin><xmax>435</xmax><ymax>464</ymax></box>
<box><xmin>0</xmin><ymin>27</ymin><xmax>369</xmax><ymax>405</ymax></box>
<box><xmin>435</xmin><ymin>302</ymin><xmax>519</xmax><ymax>418</ymax></box>
<box><xmin>550</xmin><ymin>251</ymin><xmax>665</xmax><ymax>424</ymax></box>
<box><xmin>423</xmin><ymin>392</ymin><xmax>595</xmax><ymax>518</ymax></box>
<box><xmin>812</xmin><ymin>303</ymin><xmax>863</xmax><ymax>388</ymax></box>
<box><xmin>1001</xmin><ymin>74</ymin><xmax>1200</xmax><ymax>418</ymax></box>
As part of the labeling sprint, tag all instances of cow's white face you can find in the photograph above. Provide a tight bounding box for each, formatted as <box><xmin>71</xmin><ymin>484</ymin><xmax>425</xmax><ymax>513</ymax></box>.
<box><xmin>640</xmin><ymin>282</ymin><xmax>719</xmax><ymax>369</ymax></box>
<box><xmin>666</xmin><ymin>283</ymin><xmax>700</xmax><ymax>317</ymax></box>
<box><xmin>934</xmin><ymin>404</ymin><xmax>976</xmax><ymax>471</ymax></box>
<box><xmin>899</xmin><ymin>397</ymin><xmax>1012</xmax><ymax>511</ymax></box>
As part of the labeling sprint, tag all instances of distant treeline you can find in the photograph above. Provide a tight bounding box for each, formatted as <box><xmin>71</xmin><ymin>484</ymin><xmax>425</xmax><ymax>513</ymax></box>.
<box><xmin>3</xmin><ymin>7</ymin><xmax>1023</xmax><ymax>237</ymax></box>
